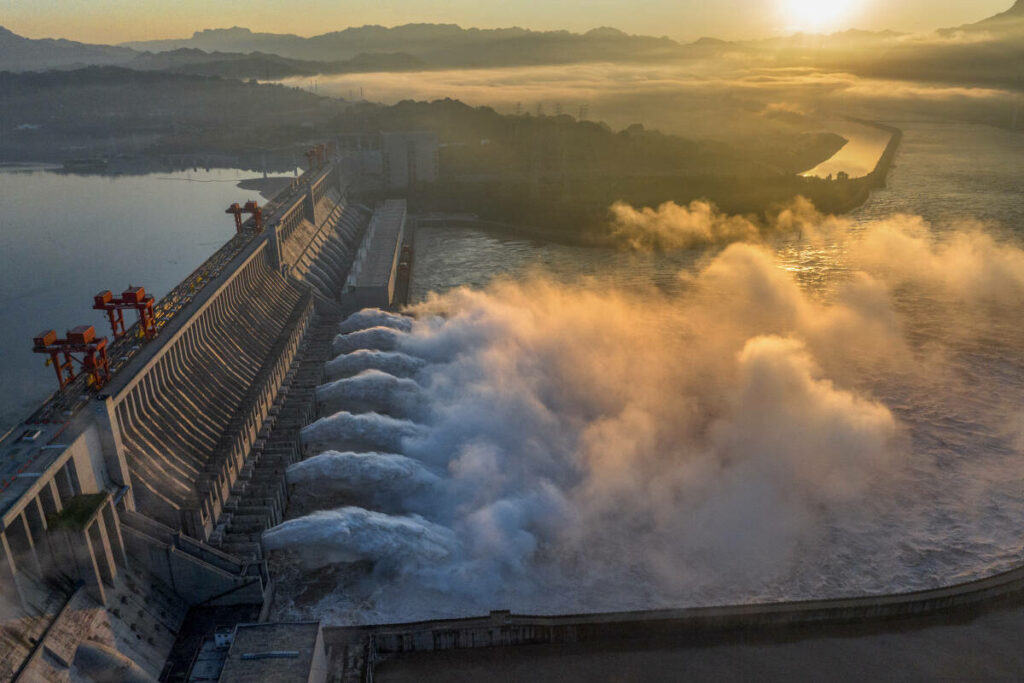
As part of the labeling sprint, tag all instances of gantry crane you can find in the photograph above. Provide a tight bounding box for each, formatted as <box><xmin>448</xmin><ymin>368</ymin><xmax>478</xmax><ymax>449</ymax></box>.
<box><xmin>93</xmin><ymin>286</ymin><xmax>157</xmax><ymax>340</ymax></box>
<box><xmin>32</xmin><ymin>326</ymin><xmax>111</xmax><ymax>391</ymax></box>
<box><xmin>225</xmin><ymin>200</ymin><xmax>263</xmax><ymax>233</ymax></box>
<box><xmin>304</xmin><ymin>144</ymin><xmax>327</xmax><ymax>170</ymax></box>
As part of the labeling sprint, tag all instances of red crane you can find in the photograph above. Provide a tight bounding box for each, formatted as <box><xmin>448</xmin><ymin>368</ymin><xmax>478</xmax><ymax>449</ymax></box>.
<box><xmin>32</xmin><ymin>326</ymin><xmax>111</xmax><ymax>391</ymax></box>
<box><xmin>304</xmin><ymin>144</ymin><xmax>327</xmax><ymax>170</ymax></box>
<box><xmin>225</xmin><ymin>200</ymin><xmax>263</xmax><ymax>233</ymax></box>
<box><xmin>93</xmin><ymin>286</ymin><xmax>157</xmax><ymax>340</ymax></box>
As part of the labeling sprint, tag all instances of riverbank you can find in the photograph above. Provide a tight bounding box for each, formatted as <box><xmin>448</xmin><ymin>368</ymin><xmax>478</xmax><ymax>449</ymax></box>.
<box><xmin>406</xmin><ymin>121</ymin><xmax>903</xmax><ymax>247</ymax></box>
<box><xmin>3</xmin><ymin>152</ymin><xmax>303</xmax><ymax>178</ymax></box>
<box><xmin>856</xmin><ymin>119</ymin><xmax>903</xmax><ymax>189</ymax></box>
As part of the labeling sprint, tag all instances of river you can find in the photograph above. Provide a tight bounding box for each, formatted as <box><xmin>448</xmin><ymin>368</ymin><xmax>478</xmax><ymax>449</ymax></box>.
<box><xmin>800</xmin><ymin>118</ymin><xmax>893</xmax><ymax>179</ymax></box>
<box><xmin>316</xmin><ymin>119</ymin><xmax>1023</xmax><ymax>621</ymax></box>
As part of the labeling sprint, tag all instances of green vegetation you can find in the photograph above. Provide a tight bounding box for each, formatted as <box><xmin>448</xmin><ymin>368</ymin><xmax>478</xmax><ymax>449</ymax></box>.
<box><xmin>0</xmin><ymin>69</ymin><xmax>868</xmax><ymax>239</ymax></box>
<box><xmin>342</xmin><ymin>99</ymin><xmax>864</xmax><ymax>238</ymax></box>
<box><xmin>46</xmin><ymin>493</ymin><xmax>107</xmax><ymax>531</ymax></box>
<box><xmin>0</xmin><ymin>67</ymin><xmax>340</xmax><ymax>162</ymax></box>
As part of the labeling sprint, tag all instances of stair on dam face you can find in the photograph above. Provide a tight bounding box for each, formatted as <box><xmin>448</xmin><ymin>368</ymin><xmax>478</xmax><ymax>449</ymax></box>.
<box><xmin>208</xmin><ymin>311</ymin><xmax>341</xmax><ymax>561</ymax></box>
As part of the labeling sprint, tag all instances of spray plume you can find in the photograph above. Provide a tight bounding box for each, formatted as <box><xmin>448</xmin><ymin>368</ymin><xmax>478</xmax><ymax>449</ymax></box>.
<box><xmin>324</xmin><ymin>349</ymin><xmax>426</xmax><ymax>381</ymax></box>
<box><xmin>269</xmin><ymin>211</ymin><xmax>1024</xmax><ymax>624</ymax></box>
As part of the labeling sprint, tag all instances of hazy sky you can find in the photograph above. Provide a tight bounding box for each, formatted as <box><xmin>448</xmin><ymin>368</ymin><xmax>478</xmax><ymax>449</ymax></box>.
<box><xmin>3</xmin><ymin>0</ymin><xmax>1011</xmax><ymax>44</ymax></box>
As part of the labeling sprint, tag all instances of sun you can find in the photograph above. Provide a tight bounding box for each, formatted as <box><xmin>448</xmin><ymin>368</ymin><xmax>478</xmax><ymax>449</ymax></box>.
<box><xmin>781</xmin><ymin>0</ymin><xmax>859</xmax><ymax>33</ymax></box>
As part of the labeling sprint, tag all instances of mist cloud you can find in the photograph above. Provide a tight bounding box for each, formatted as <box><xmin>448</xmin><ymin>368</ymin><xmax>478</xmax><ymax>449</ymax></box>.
<box><xmin>280</xmin><ymin>60</ymin><xmax>1022</xmax><ymax>139</ymax></box>
<box><xmin>268</xmin><ymin>208</ymin><xmax>1024</xmax><ymax>623</ymax></box>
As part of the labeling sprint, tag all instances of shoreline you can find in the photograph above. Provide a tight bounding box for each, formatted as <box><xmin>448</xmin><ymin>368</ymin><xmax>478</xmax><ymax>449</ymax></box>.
<box><xmin>416</xmin><ymin>120</ymin><xmax>904</xmax><ymax>247</ymax></box>
<box><xmin>848</xmin><ymin>117</ymin><xmax>904</xmax><ymax>189</ymax></box>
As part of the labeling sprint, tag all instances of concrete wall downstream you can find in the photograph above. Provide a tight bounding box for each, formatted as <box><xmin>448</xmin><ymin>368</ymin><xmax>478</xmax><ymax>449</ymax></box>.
<box><xmin>108</xmin><ymin>246</ymin><xmax>306</xmax><ymax>532</ymax></box>
<box><xmin>324</xmin><ymin>559</ymin><xmax>1024</xmax><ymax>680</ymax></box>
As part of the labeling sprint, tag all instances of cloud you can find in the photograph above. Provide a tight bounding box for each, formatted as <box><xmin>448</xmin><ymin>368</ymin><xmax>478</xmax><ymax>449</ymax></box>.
<box><xmin>609</xmin><ymin>199</ymin><xmax>763</xmax><ymax>250</ymax></box>
<box><xmin>279</xmin><ymin>59</ymin><xmax>1022</xmax><ymax>139</ymax></box>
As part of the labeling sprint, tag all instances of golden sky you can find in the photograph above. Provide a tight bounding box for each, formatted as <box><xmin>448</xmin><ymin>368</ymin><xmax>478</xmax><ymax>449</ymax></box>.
<box><xmin>3</xmin><ymin>0</ymin><xmax>1011</xmax><ymax>44</ymax></box>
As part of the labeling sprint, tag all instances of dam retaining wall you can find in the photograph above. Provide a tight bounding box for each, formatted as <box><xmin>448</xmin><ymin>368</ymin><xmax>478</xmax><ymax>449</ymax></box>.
<box><xmin>0</xmin><ymin>157</ymin><xmax>393</xmax><ymax>681</ymax></box>
<box><xmin>337</xmin><ymin>559</ymin><xmax>1024</xmax><ymax>655</ymax></box>
<box><xmin>323</xmin><ymin>558</ymin><xmax>1024</xmax><ymax>680</ymax></box>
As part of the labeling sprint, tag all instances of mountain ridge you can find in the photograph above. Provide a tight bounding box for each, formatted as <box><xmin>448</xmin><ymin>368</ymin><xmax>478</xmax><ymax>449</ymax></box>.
<box><xmin>3</xmin><ymin>2</ymin><xmax>1020</xmax><ymax>75</ymax></box>
<box><xmin>0</xmin><ymin>25</ymin><xmax>136</xmax><ymax>70</ymax></box>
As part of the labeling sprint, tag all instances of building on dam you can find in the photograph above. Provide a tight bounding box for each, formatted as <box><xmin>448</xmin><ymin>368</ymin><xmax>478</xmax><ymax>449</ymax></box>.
<box><xmin>343</xmin><ymin>198</ymin><xmax>407</xmax><ymax>310</ymax></box>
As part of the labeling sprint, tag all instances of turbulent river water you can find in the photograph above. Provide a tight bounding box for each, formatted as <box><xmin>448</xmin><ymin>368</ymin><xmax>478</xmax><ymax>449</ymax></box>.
<box><xmin>266</xmin><ymin>120</ymin><xmax>1024</xmax><ymax>625</ymax></box>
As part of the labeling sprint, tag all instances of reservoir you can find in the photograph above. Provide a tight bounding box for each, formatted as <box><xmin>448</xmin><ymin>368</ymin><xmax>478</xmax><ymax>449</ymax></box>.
<box><xmin>0</xmin><ymin>167</ymin><xmax>268</xmax><ymax>431</ymax></box>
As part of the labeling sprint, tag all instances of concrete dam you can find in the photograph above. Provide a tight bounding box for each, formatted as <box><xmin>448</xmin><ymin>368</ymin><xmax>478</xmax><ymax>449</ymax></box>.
<box><xmin>0</xmin><ymin>156</ymin><xmax>408</xmax><ymax>681</ymax></box>
<box><xmin>1</xmin><ymin>150</ymin><xmax>1024</xmax><ymax>682</ymax></box>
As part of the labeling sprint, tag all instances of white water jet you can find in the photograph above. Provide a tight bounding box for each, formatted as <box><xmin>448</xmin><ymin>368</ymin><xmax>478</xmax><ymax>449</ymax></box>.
<box><xmin>339</xmin><ymin>308</ymin><xmax>414</xmax><ymax>334</ymax></box>
<box><xmin>263</xmin><ymin>507</ymin><xmax>456</xmax><ymax>571</ymax></box>
<box><xmin>332</xmin><ymin>326</ymin><xmax>405</xmax><ymax>355</ymax></box>
<box><xmin>301</xmin><ymin>411</ymin><xmax>425</xmax><ymax>455</ymax></box>
<box><xmin>324</xmin><ymin>349</ymin><xmax>427</xmax><ymax>381</ymax></box>
<box><xmin>316</xmin><ymin>370</ymin><xmax>423</xmax><ymax>418</ymax></box>
<box><xmin>287</xmin><ymin>450</ymin><xmax>440</xmax><ymax>509</ymax></box>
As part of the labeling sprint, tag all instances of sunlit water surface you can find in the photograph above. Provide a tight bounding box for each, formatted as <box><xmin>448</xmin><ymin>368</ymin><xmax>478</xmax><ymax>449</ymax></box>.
<box><xmin>801</xmin><ymin>118</ymin><xmax>893</xmax><ymax>179</ymax></box>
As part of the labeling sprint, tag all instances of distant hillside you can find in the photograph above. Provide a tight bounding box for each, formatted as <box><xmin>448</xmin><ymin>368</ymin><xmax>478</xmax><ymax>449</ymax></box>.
<box><xmin>842</xmin><ymin>2</ymin><xmax>1024</xmax><ymax>90</ymax></box>
<box><xmin>0</xmin><ymin>25</ymin><xmax>136</xmax><ymax>71</ymax></box>
<box><xmin>4</xmin><ymin>15</ymin><xmax>1020</xmax><ymax>94</ymax></box>
<box><xmin>0</xmin><ymin>26</ymin><xmax>424</xmax><ymax>77</ymax></box>
<box><xmin>127</xmin><ymin>48</ymin><xmax>423</xmax><ymax>79</ymax></box>
<box><xmin>120</xmin><ymin>23</ymin><xmax>684</xmax><ymax>66</ymax></box>
<box><xmin>939</xmin><ymin>0</ymin><xmax>1024</xmax><ymax>35</ymax></box>
<box><xmin>0</xmin><ymin>67</ymin><xmax>340</xmax><ymax>161</ymax></box>
<box><xmin>970</xmin><ymin>0</ymin><xmax>1024</xmax><ymax>26</ymax></box>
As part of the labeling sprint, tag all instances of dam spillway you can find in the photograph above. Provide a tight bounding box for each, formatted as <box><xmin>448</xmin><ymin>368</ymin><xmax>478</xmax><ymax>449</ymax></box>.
<box><xmin>2</xmin><ymin>137</ymin><xmax>1024</xmax><ymax>681</ymax></box>
<box><xmin>0</xmin><ymin>157</ymin><xmax>409</xmax><ymax>681</ymax></box>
